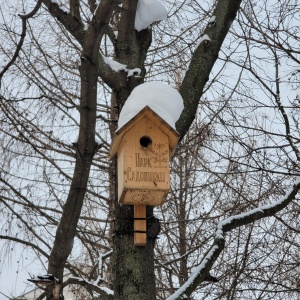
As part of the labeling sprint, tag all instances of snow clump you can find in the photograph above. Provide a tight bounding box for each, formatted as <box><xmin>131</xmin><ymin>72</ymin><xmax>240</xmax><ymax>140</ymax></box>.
<box><xmin>196</xmin><ymin>34</ymin><xmax>211</xmax><ymax>48</ymax></box>
<box><xmin>135</xmin><ymin>0</ymin><xmax>168</xmax><ymax>31</ymax></box>
<box><xmin>118</xmin><ymin>82</ymin><xmax>184</xmax><ymax>130</ymax></box>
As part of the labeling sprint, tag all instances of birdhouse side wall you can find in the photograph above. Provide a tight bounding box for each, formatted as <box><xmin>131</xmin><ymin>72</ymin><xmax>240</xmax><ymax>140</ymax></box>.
<box><xmin>117</xmin><ymin>144</ymin><xmax>125</xmax><ymax>202</ymax></box>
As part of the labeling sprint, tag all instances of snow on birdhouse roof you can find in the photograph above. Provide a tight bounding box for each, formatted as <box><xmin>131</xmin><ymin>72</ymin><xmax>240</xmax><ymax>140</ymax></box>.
<box><xmin>117</xmin><ymin>82</ymin><xmax>184</xmax><ymax>130</ymax></box>
<box><xmin>109</xmin><ymin>82</ymin><xmax>183</xmax><ymax>157</ymax></box>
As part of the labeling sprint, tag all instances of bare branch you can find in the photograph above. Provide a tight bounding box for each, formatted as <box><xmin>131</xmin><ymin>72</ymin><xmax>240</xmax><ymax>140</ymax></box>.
<box><xmin>178</xmin><ymin>0</ymin><xmax>243</xmax><ymax>137</ymax></box>
<box><xmin>0</xmin><ymin>235</ymin><xmax>49</xmax><ymax>259</ymax></box>
<box><xmin>64</xmin><ymin>277</ymin><xmax>114</xmax><ymax>300</ymax></box>
<box><xmin>168</xmin><ymin>179</ymin><xmax>300</xmax><ymax>299</ymax></box>
<box><xmin>0</xmin><ymin>0</ymin><xmax>42</xmax><ymax>86</ymax></box>
<box><xmin>41</xmin><ymin>0</ymin><xmax>85</xmax><ymax>44</ymax></box>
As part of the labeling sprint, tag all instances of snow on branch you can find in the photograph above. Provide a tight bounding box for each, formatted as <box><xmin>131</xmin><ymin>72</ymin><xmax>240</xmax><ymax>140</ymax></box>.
<box><xmin>64</xmin><ymin>277</ymin><xmax>114</xmax><ymax>299</ymax></box>
<box><xmin>101</xmin><ymin>55</ymin><xmax>141</xmax><ymax>78</ymax></box>
<box><xmin>196</xmin><ymin>34</ymin><xmax>211</xmax><ymax>49</ymax></box>
<box><xmin>166</xmin><ymin>242</ymin><xmax>224</xmax><ymax>300</ymax></box>
<box><xmin>167</xmin><ymin>179</ymin><xmax>300</xmax><ymax>299</ymax></box>
<box><xmin>94</xmin><ymin>250</ymin><xmax>113</xmax><ymax>286</ymax></box>
<box><xmin>217</xmin><ymin>178</ymin><xmax>300</xmax><ymax>236</ymax></box>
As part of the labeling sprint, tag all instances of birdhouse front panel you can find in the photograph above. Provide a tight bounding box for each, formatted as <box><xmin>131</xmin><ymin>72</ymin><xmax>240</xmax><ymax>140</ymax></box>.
<box><xmin>117</xmin><ymin>115</ymin><xmax>171</xmax><ymax>206</ymax></box>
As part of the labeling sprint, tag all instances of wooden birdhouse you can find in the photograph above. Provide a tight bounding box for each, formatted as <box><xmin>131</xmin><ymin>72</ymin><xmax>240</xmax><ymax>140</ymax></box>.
<box><xmin>110</xmin><ymin>105</ymin><xmax>179</xmax><ymax>205</ymax></box>
<box><xmin>109</xmin><ymin>105</ymin><xmax>180</xmax><ymax>245</ymax></box>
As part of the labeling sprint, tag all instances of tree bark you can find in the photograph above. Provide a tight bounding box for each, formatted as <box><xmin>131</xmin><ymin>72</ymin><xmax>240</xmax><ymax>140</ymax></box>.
<box><xmin>47</xmin><ymin>41</ymin><xmax>98</xmax><ymax>300</ymax></box>
<box><xmin>46</xmin><ymin>5</ymin><xmax>103</xmax><ymax>297</ymax></box>
<box><xmin>110</xmin><ymin>1</ymin><xmax>156</xmax><ymax>298</ymax></box>
<box><xmin>112</xmin><ymin>204</ymin><xmax>156</xmax><ymax>300</ymax></box>
<box><xmin>177</xmin><ymin>0</ymin><xmax>243</xmax><ymax>138</ymax></box>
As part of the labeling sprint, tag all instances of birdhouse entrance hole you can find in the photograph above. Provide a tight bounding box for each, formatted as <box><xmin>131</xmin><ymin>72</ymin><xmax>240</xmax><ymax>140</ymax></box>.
<box><xmin>140</xmin><ymin>136</ymin><xmax>152</xmax><ymax>148</ymax></box>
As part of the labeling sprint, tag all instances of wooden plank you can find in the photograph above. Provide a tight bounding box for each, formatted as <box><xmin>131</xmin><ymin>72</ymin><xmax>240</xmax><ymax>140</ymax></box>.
<box><xmin>134</xmin><ymin>205</ymin><xmax>147</xmax><ymax>246</ymax></box>
<box><xmin>121</xmin><ymin>116</ymin><xmax>170</xmax><ymax>205</ymax></box>
<box><xmin>120</xmin><ymin>189</ymin><xmax>168</xmax><ymax>206</ymax></box>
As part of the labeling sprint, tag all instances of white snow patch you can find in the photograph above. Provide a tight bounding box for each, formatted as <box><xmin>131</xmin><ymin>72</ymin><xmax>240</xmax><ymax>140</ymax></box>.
<box><xmin>127</xmin><ymin>68</ymin><xmax>141</xmax><ymax>77</ymax></box>
<box><xmin>71</xmin><ymin>276</ymin><xmax>85</xmax><ymax>282</ymax></box>
<box><xmin>135</xmin><ymin>0</ymin><xmax>168</xmax><ymax>31</ymax></box>
<box><xmin>209</xmin><ymin>15</ymin><xmax>216</xmax><ymax>23</ymax></box>
<box><xmin>100</xmin><ymin>286</ymin><xmax>114</xmax><ymax>295</ymax></box>
<box><xmin>71</xmin><ymin>277</ymin><xmax>114</xmax><ymax>295</ymax></box>
<box><xmin>102</xmin><ymin>55</ymin><xmax>141</xmax><ymax>78</ymax></box>
<box><xmin>102</xmin><ymin>55</ymin><xmax>127</xmax><ymax>72</ymax></box>
<box><xmin>118</xmin><ymin>82</ymin><xmax>184</xmax><ymax>130</ymax></box>
<box><xmin>196</xmin><ymin>34</ymin><xmax>211</xmax><ymax>48</ymax></box>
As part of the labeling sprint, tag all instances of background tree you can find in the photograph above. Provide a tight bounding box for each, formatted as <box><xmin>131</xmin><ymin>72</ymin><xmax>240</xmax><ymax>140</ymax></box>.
<box><xmin>0</xmin><ymin>0</ymin><xmax>299</xmax><ymax>299</ymax></box>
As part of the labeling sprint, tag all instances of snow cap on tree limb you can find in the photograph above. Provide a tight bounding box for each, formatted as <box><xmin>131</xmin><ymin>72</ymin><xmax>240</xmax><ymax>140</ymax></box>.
<box><xmin>135</xmin><ymin>0</ymin><xmax>168</xmax><ymax>31</ymax></box>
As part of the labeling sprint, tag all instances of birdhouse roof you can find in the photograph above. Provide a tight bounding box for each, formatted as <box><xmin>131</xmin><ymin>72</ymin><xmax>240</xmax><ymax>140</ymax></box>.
<box><xmin>109</xmin><ymin>106</ymin><xmax>180</xmax><ymax>157</ymax></box>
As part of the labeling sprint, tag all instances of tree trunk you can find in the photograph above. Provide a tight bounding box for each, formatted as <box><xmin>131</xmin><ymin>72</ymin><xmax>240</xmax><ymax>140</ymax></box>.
<box><xmin>46</xmin><ymin>18</ymin><xmax>99</xmax><ymax>299</ymax></box>
<box><xmin>111</xmin><ymin>156</ymin><xmax>157</xmax><ymax>300</ymax></box>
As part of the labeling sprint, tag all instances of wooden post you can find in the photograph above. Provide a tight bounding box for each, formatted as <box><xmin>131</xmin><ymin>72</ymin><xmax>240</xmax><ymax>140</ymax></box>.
<box><xmin>134</xmin><ymin>205</ymin><xmax>147</xmax><ymax>246</ymax></box>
